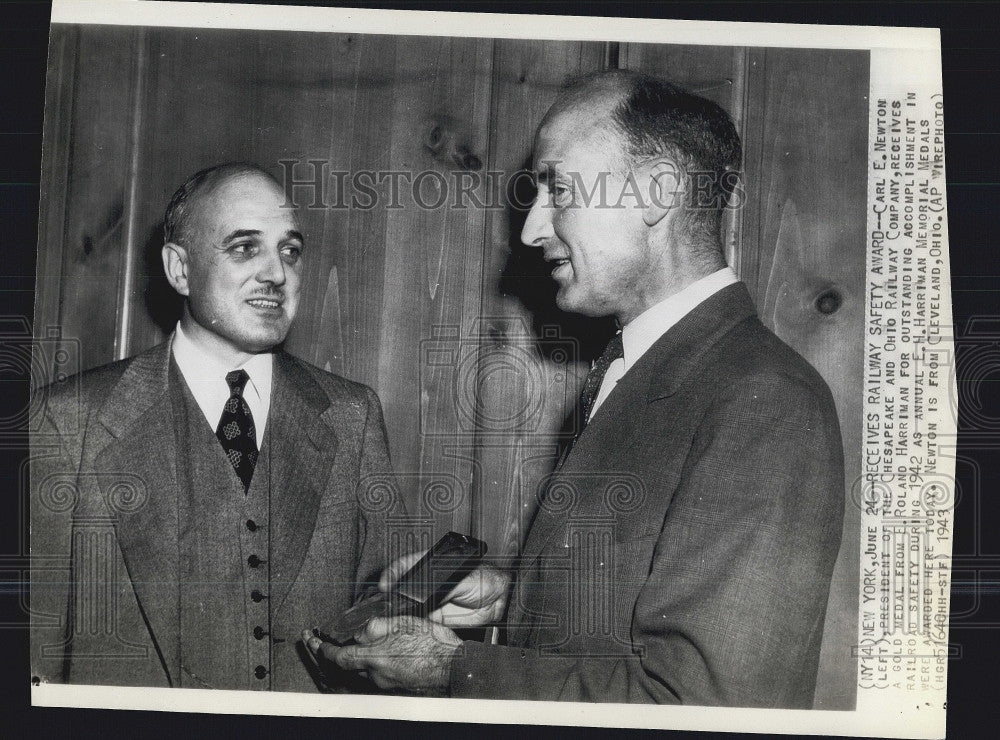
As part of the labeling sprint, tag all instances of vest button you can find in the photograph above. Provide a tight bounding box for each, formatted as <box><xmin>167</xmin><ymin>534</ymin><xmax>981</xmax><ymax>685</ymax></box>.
<box><xmin>250</xmin><ymin>590</ymin><xmax>267</xmax><ymax>602</ymax></box>
<box><xmin>253</xmin><ymin>626</ymin><xmax>268</xmax><ymax>640</ymax></box>
<box><xmin>246</xmin><ymin>519</ymin><xmax>258</xmax><ymax>532</ymax></box>
<box><xmin>254</xmin><ymin>665</ymin><xmax>267</xmax><ymax>680</ymax></box>
<box><xmin>247</xmin><ymin>554</ymin><xmax>265</xmax><ymax>568</ymax></box>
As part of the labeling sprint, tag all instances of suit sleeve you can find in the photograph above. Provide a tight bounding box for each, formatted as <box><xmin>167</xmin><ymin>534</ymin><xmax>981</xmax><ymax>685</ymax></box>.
<box><xmin>353</xmin><ymin>385</ymin><xmax>401</xmax><ymax>593</ymax></box>
<box><xmin>451</xmin><ymin>373</ymin><xmax>844</xmax><ymax>707</ymax></box>
<box><xmin>29</xmin><ymin>397</ymin><xmax>78</xmax><ymax>683</ymax></box>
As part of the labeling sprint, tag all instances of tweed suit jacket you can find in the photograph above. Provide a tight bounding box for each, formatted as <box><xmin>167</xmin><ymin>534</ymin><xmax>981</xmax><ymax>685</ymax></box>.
<box><xmin>450</xmin><ymin>283</ymin><xmax>845</xmax><ymax>708</ymax></box>
<box><xmin>30</xmin><ymin>341</ymin><xmax>395</xmax><ymax>691</ymax></box>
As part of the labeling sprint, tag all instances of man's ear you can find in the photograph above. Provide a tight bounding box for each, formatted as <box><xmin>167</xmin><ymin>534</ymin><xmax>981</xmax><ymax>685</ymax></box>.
<box><xmin>162</xmin><ymin>242</ymin><xmax>191</xmax><ymax>297</ymax></box>
<box><xmin>643</xmin><ymin>159</ymin><xmax>684</xmax><ymax>228</ymax></box>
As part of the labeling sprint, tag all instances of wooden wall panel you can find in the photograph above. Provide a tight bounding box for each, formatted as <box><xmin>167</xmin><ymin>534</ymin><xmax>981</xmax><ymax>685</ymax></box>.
<box><xmin>274</xmin><ymin>32</ymin><xmax>385</xmax><ymax>382</ymax></box>
<box><xmin>34</xmin><ymin>24</ymin><xmax>79</xmax><ymax>384</ymax></box>
<box><xmin>619</xmin><ymin>43</ymin><xmax>742</xmax><ymax>114</ymax></box>
<box><xmin>738</xmin><ymin>48</ymin><xmax>869</xmax><ymax>710</ymax></box>
<box><xmin>239</xmin><ymin>30</ymin><xmax>396</xmax><ymax>417</ymax></box>
<box><xmin>36</xmin><ymin>25</ymin><xmax>143</xmax><ymax>374</ymax></box>
<box><xmin>473</xmin><ymin>39</ymin><xmax>608</xmax><ymax>558</ymax></box>
<box><xmin>371</xmin><ymin>35</ymin><xmax>494</xmax><ymax>534</ymax></box>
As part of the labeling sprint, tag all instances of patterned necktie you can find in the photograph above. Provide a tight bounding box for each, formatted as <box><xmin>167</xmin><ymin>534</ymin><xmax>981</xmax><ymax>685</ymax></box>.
<box><xmin>578</xmin><ymin>331</ymin><xmax>625</xmax><ymax>426</ymax></box>
<box><xmin>216</xmin><ymin>369</ymin><xmax>258</xmax><ymax>493</ymax></box>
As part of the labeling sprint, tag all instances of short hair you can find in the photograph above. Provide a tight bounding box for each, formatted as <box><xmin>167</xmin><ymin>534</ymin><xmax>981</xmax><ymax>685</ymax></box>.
<box><xmin>163</xmin><ymin>162</ymin><xmax>279</xmax><ymax>246</ymax></box>
<box><xmin>558</xmin><ymin>70</ymin><xmax>742</xmax><ymax>245</ymax></box>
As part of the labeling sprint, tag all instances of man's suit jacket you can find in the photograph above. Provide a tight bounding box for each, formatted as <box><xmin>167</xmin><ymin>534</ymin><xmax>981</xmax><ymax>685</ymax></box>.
<box><xmin>30</xmin><ymin>342</ymin><xmax>395</xmax><ymax>691</ymax></box>
<box><xmin>450</xmin><ymin>283</ymin><xmax>845</xmax><ymax>708</ymax></box>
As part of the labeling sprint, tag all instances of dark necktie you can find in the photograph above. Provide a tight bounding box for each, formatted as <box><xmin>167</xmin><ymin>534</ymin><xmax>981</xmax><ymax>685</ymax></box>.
<box><xmin>578</xmin><ymin>331</ymin><xmax>625</xmax><ymax>426</ymax></box>
<box><xmin>555</xmin><ymin>332</ymin><xmax>625</xmax><ymax>471</ymax></box>
<box><xmin>216</xmin><ymin>369</ymin><xmax>259</xmax><ymax>493</ymax></box>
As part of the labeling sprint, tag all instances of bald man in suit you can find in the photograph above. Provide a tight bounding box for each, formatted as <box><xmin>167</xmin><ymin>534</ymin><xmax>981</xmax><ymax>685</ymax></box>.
<box><xmin>308</xmin><ymin>71</ymin><xmax>844</xmax><ymax>708</ymax></box>
<box><xmin>31</xmin><ymin>163</ymin><xmax>395</xmax><ymax>691</ymax></box>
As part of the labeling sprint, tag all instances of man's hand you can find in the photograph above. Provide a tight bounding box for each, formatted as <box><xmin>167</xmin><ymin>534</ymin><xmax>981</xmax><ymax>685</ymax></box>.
<box><xmin>379</xmin><ymin>551</ymin><xmax>511</xmax><ymax>629</ymax></box>
<box><xmin>302</xmin><ymin>616</ymin><xmax>461</xmax><ymax>694</ymax></box>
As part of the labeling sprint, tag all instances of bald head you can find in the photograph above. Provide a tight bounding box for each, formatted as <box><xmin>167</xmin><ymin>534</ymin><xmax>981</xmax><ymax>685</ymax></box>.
<box><xmin>540</xmin><ymin>71</ymin><xmax>632</xmax><ymax>170</ymax></box>
<box><xmin>544</xmin><ymin>70</ymin><xmax>742</xmax><ymax>245</ymax></box>
<box><xmin>551</xmin><ymin>70</ymin><xmax>740</xmax><ymax>170</ymax></box>
<box><xmin>163</xmin><ymin>162</ymin><xmax>283</xmax><ymax>249</ymax></box>
<box><xmin>544</xmin><ymin>69</ymin><xmax>632</xmax><ymax>119</ymax></box>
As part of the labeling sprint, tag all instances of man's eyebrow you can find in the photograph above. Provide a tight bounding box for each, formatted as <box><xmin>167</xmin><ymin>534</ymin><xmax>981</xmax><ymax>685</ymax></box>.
<box><xmin>222</xmin><ymin>228</ymin><xmax>261</xmax><ymax>242</ymax></box>
<box><xmin>220</xmin><ymin>228</ymin><xmax>305</xmax><ymax>244</ymax></box>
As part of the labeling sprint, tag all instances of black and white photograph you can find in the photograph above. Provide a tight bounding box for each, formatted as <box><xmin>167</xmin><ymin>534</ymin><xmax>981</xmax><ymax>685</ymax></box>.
<box><xmin>24</xmin><ymin>2</ymin><xmax>953</xmax><ymax>737</ymax></box>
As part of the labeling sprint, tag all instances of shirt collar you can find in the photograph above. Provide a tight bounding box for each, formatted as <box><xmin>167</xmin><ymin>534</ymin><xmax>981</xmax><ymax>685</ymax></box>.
<box><xmin>620</xmin><ymin>267</ymin><xmax>740</xmax><ymax>370</ymax></box>
<box><xmin>170</xmin><ymin>320</ymin><xmax>273</xmax><ymax>406</ymax></box>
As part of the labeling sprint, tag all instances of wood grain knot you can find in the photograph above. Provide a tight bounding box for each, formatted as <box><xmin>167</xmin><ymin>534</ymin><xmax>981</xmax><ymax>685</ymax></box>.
<box><xmin>456</xmin><ymin>147</ymin><xmax>482</xmax><ymax>171</ymax></box>
<box><xmin>424</xmin><ymin>117</ymin><xmax>482</xmax><ymax>170</ymax></box>
<box><xmin>426</xmin><ymin>125</ymin><xmax>444</xmax><ymax>152</ymax></box>
<box><xmin>815</xmin><ymin>288</ymin><xmax>842</xmax><ymax>315</ymax></box>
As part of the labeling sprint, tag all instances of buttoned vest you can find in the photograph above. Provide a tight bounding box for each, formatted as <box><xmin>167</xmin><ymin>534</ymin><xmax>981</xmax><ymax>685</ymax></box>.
<box><xmin>169</xmin><ymin>360</ymin><xmax>275</xmax><ymax>690</ymax></box>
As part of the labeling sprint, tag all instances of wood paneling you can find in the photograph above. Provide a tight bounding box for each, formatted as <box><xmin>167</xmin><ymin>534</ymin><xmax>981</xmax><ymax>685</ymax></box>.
<box><xmin>274</xmin><ymin>31</ymin><xmax>387</xmax><ymax>382</ymax></box>
<box><xmin>36</xmin><ymin>25</ymin><xmax>144</xmax><ymax>373</ymax></box>
<box><xmin>739</xmin><ymin>48</ymin><xmax>868</xmax><ymax>710</ymax></box>
<box><xmin>34</xmin><ymin>24</ymin><xmax>79</xmax><ymax>384</ymax></box>
<box><xmin>472</xmin><ymin>39</ymin><xmax>608</xmax><ymax>559</ymax></box>
<box><xmin>371</xmin><ymin>35</ymin><xmax>494</xmax><ymax>533</ymax></box>
<box><xmin>619</xmin><ymin>43</ymin><xmax>742</xmax><ymax>113</ymax></box>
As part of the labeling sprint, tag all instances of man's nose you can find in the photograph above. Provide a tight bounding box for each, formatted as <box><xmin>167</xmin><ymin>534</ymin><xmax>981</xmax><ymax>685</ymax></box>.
<box><xmin>256</xmin><ymin>247</ymin><xmax>287</xmax><ymax>286</ymax></box>
<box><xmin>521</xmin><ymin>194</ymin><xmax>555</xmax><ymax>248</ymax></box>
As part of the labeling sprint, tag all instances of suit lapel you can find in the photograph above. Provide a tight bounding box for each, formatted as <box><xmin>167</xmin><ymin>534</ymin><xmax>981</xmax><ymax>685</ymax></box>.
<box><xmin>641</xmin><ymin>282</ymin><xmax>758</xmax><ymax>402</ymax></box>
<box><xmin>520</xmin><ymin>283</ymin><xmax>759</xmax><ymax>566</ymax></box>
<box><xmin>519</xmin><ymin>369</ymin><xmax>648</xmax><ymax>565</ymax></box>
<box><xmin>268</xmin><ymin>352</ymin><xmax>339</xmax><ymax>613</ymax></box>
<box><xmin>93</xmin><ymin>342</ymin><xmax>182</xmax><ymax>685</ymax></box>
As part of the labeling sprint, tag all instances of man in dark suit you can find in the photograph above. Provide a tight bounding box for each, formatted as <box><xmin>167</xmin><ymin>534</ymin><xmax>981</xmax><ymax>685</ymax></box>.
<box><xmin>31</xmin><ymin>163</ymin><xmax>395</xmax><ymax>691</ymax></box>
<box><xmin>306</xmin><ymin>71</ymin><xmax>844</xmax><ymax>708</ymax></box>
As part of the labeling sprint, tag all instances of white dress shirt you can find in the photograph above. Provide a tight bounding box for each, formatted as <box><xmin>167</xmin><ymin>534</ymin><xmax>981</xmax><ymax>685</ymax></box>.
<box><xmin>171</xmin><ymin>321</ymin><xmax>274</xmax><ymax>439</ymax></box>
<box><xmin>589</xmin><ymin>267</ymin><xmax>740</xmax><ymax>419</ymax></box>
